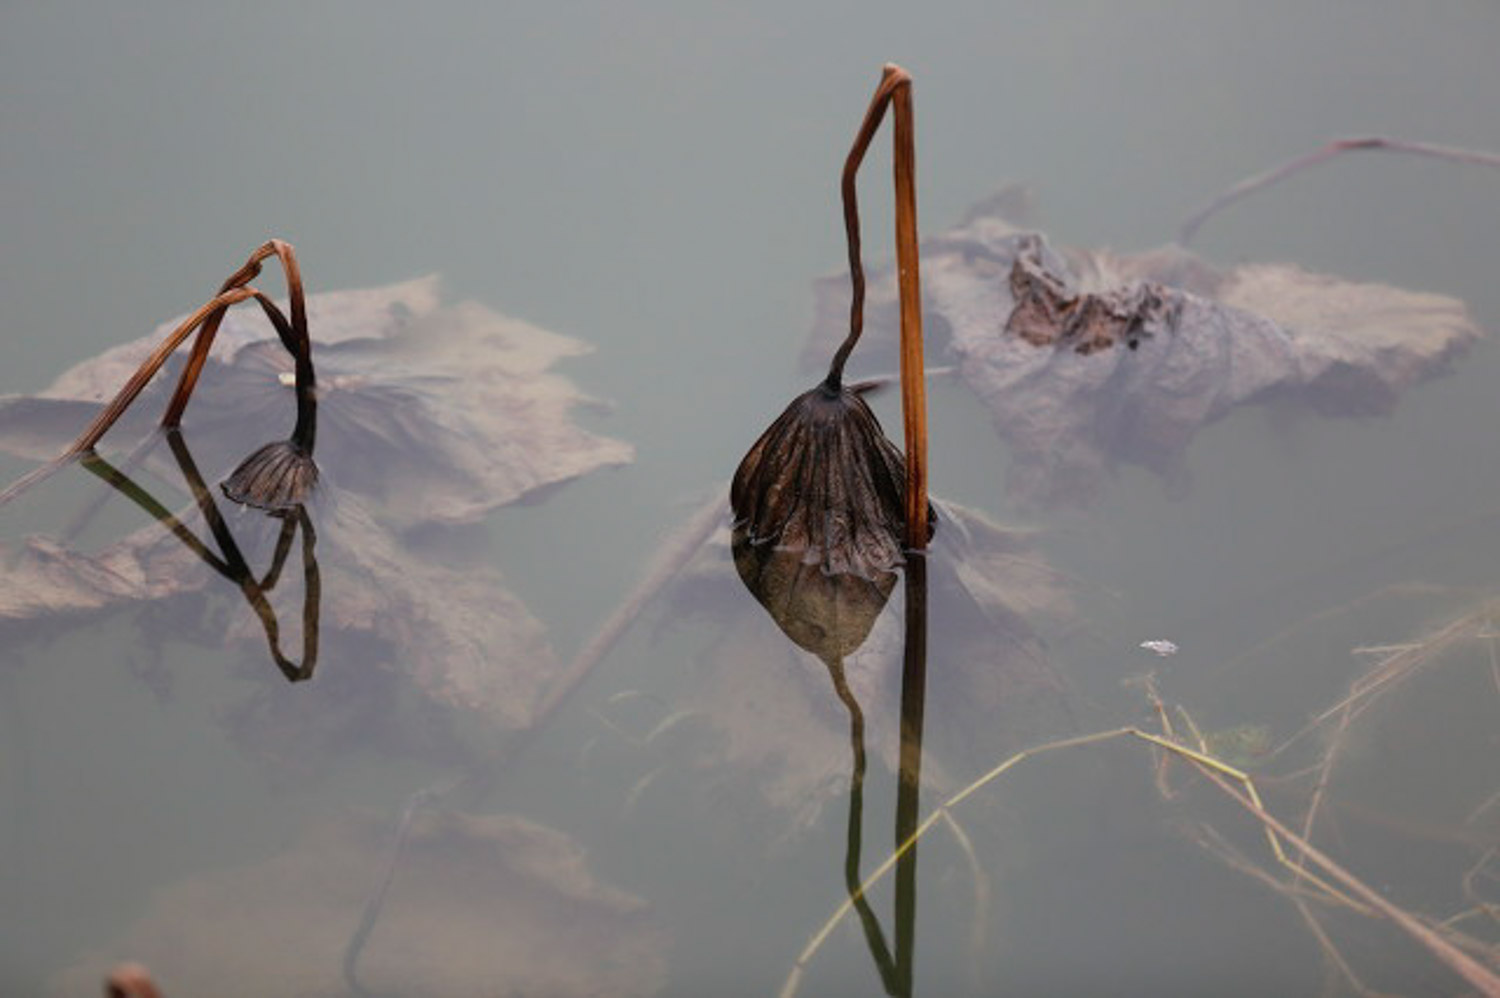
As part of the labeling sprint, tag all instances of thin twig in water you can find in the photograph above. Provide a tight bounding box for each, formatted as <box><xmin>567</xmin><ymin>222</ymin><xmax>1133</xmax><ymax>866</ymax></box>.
<box><xmin>1178</xmin><ymin>136</ymin><xmax>1500</xmax><ymax>246</ymax></box>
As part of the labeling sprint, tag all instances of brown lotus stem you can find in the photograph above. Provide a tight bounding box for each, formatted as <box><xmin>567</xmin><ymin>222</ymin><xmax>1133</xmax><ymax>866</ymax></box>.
<box><xmin>0</xmin><ymin>286</ymin><xmax>255</xmax><ymax>506</ymax></box>
<box><xmin>889</xmin><ymin>68</ymin><xmax>928</xmax><ymax>553</ymax></box>
<box><xmin>823</xmin><ymin>64</ymin><xmax>930</xmax><ymax>553</ymax></box>
<box><xmin>163</xmin><ymin>239</ymin><xmax>315</xmax><ymax>450</ymax></box>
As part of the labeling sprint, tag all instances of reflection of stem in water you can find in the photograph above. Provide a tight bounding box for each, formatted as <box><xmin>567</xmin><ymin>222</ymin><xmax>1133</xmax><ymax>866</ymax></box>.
<box><xmin>830</xmin><ymin>553</ymin><xmax>928</xmax><ymax>997</ymax></box>
<box><xmin>894</xmin><ymin>554</ymin><xmax>927</xmax><ymax>995</ymax></box>
<box><xmin>829</xmin><ymin>656</ymin><xmax>898</xmax><ymax>992</ymax></box>
<box><xmin>77</xmin><ymin>429</ymin><xmax>319</xmax><ymax>681</ymax></box>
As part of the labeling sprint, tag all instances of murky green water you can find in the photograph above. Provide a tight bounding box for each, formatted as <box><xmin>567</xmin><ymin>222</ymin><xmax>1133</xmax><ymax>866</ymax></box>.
<box><xmin>3</xmin><ymin>4</ymin><xmax>1499</xmax><ymax>995</ymax></box>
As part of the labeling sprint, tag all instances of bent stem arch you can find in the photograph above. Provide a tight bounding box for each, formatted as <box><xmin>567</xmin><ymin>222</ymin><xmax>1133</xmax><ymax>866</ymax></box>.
<box><xmin>0</xmin><ymin>240</ymin><xmax>317</xmax><ymax>507</ymax></box>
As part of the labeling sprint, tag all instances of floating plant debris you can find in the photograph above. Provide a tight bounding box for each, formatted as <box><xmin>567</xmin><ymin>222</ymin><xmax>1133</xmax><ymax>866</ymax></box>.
<box><xmin>0</xmin><ymin>275</ymin><xmax>633</xmax><ymax>749</ymax></box>
<box><xmin>732</xmin><ymin>64</ymin><xmax>933</xmax><ymax>579</ymax></box>
<box><xmin>0</xmin><ymin>274</ymin><xmax>632</xmax><ymax>528</ymax></box>
<box><xmin>0</xmin><ymin>240</ymin><xmax>319</xmax><ymax>510</ymax></box>
<box><xmin>806</xmin><ymin>141</ymin><xmax>1491</xmax><ymax>507</ymax></box>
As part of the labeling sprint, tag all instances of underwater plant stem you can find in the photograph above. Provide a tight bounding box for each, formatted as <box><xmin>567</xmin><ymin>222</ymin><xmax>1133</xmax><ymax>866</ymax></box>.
<box><xmin>343</xmin><ymin>780</ymin><xmax>455</xmax><ymax>998</ymax></box>
<box><xmin>890</xmin><ymin>71</ymin><xmax>928</xmax><ymax>553</ymax></box>
<box><xmin>831</xmin><ymin>658</ymin><xmax>900</xmax><ymax>993</ymax></box>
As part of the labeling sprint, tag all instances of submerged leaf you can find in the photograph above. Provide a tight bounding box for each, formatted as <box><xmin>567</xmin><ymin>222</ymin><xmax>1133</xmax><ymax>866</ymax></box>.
<box><xmin>0</xmin><ymin>276</ymin><xmax>634</xmax><ymax>748</ymax></box>
<box><xmin>53</xmin><ymin>809</ymin><xmax>667</xmax><ymax>998</ymax></box>
<box><xmin>807</xmin><ymin>192</ymin><xmax>1482</xmax><ymax>505</ymax></box>
<box><xmin>0</xmin><ymin>276</ymin><xmax>633</xmax><ymax>527</ymax></box>
<box><xmin>0</xmin><ymin>480</ymin><xmax>559</xmax><ymax>747</ymax></box>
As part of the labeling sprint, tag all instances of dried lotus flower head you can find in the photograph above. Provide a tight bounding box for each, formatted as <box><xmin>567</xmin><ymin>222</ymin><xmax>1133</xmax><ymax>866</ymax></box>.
<box><xmin>731</xmin><ymin>64</ymin><xmax>932</xmax><ymax>578</ymax></box>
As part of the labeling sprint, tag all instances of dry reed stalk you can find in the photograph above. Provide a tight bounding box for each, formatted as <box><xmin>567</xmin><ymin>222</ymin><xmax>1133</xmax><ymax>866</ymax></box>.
<box><xmin>781</xmin><ymin>706</ymin><xmax>1500</xmax><ymax>997</ymax></box>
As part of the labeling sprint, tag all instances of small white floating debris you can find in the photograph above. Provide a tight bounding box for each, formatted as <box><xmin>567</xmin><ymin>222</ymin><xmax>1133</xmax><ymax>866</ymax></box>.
<box><xmin>1140</xmin><ymin>639</ymin><xmax>1179</xmax><ymax>657</ymax></box>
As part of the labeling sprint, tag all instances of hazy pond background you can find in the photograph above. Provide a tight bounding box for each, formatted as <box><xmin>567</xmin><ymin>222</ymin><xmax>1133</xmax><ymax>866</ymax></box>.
<box><xmin>3</xmin><ymin>3</ymin><xmax>1499</xmax><ymax>995</ymax></box>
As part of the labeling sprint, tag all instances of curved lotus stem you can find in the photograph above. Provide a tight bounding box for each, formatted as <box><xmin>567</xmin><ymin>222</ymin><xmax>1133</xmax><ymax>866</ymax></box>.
<box><xmin>0</xmin><ymin>286</ymin><xmax>254</xmax><ymax>506</ymax></box>
<box><xmin>732</xmin><ymin>65</ymin><xmax>931</xmax><ymax>575</ymax></box>
<box><xmin>162</xmin><ymin>240</ymin><xmax>313</xmax><ymax>427</ymax></box>
<box><xmin>827</xmin><ymin>66</ymin><xmax>909</xmax><ymax>391</ymax></box>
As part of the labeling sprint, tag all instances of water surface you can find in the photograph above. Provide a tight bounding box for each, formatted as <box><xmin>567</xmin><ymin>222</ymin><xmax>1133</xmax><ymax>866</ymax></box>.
<box><xmin>3</xmin><ymin>4</ymin><xmax>1499</xmax><ymax>995</ymax></box>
